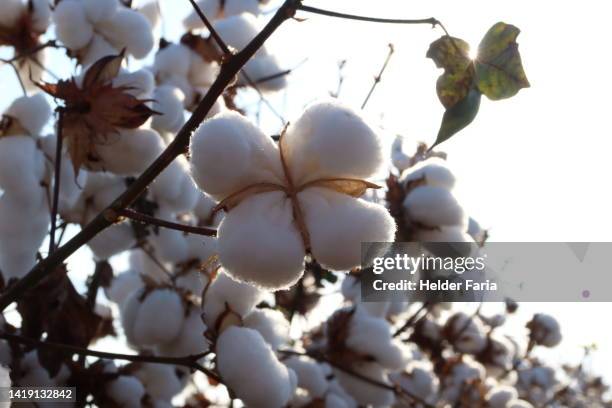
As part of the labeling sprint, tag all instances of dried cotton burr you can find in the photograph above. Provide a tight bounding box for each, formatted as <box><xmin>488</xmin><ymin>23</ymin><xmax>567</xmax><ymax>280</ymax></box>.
<box><xmin>190</xmin><ymin>101</ymin><xmax>396</xmax><ymax>290</ymax></box>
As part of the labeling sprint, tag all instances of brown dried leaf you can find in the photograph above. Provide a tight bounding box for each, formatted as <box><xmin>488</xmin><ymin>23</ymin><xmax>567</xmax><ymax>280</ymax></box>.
<box><xmin>299</xmin><ymin>178</ymin><xmax>381</xmax><ymax>197</ymax></box>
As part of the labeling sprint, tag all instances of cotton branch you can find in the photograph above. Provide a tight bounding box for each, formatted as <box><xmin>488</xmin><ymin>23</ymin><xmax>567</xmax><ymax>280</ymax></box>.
<box><xmin>0</xmin><ymin>331</ymin><xmax>219</xmax><ymax>382</ymax></box>
<box><xmin>48</xmin><ymin>108</ymin><xmax>64</xmax><ymax>254</ymax></box>
<box><xmin>361</xmin><ymin>43</ymin><xmax>394</xmax><ymax>109</ymax></box>
<box><xmin>186</xmin><ymin>0</ymin><xmax>231</xmax><ymax>56</ymax></box>
<box><xmin>117</xmin><ymin>208</ymin><xmax>217</xmax><ymax>237</ymax></box>
<box><xmin>0</xmin><ymin>0</ymin><xmax>302</xmax><ymax>312</ymax></box>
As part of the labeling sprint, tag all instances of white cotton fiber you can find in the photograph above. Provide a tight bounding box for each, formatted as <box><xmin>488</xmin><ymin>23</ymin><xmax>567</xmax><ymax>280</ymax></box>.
<box><xmin>151</xmin><ymin>156</ymin><xmax>191</xmax><ymax>208</ymax></box>
<box><xmin>444</xmin><ymin>312</ymin><xmax>487</xmax><ymax>354</ymax></box>
<box><xmin>104</xmin><ymin>270</ymin><xmax>143</xmax><ymax>305</ymax></box>
<box><xmin>242</xmin><ymin>54</ymin><xmax>287</xmax><ymax>91</ymax></box>
<box><xmin>391</xmin><ymin>361</ymin><xmax>439</xmax><ymax>403</ymax></box>
<box><xmin>149</xmin><ymin>225</ymin><xmax>189</xmax><ymax>264</ymax></box>
<box><xmin>414</xmin><ymin>226</ymin><xmax>474</xmax><ymax>245</ymax></box>
<box><xmin>106</xmin><ymin>376</ymin><xmax>146</xmax><ymax>407</ymax></box>
<box><xmin>325</xmin><ymin>393</ymin><xmax>350</xmax><ymax>408</ymax></box>
<box><xmin>243</xmin><ymin>308</ymin><xmax>290</xmax><ymax>349</ymax></box>
<box><xmin>403</xmin><ymin>185</ymin><xmax>466</xmax><ymax>227</ymax></box>
<box><xmin>284</xmin><ymin>356</ymin><xmax>328</xmax><ymax>398</ymax></box>
<box><xmin>188</xmin><ymin>53</ymin><xmax>218</xmax><ymax>88</ymax></box>
<box><xmin>121</xmin><ymin>288</ymin><xmax>184</xmax><ymax>346</ymax></box>
<box><xmin>88</xmin><ymin>223</ymin><xmax>136</xmax><ymax>260</ymax></box>
<box><xmin>216</xmin><ymin>326</ymin><xmax>296</xmax><ymax>408</ymax></box>
<box><xmin>97</xmin><ymin>8</ymin><xmax>154</xmax><ymax>58</ymax></box>
<box><xmin>528</xmin><ymin>314</ymin><xmax>562</xmax><ymax>347</ymax></box>
<box><xmin>82</xmin><ymin>0</ymin><xmax>118</xmax><ymax>23</ymax></box>
<box><xmin>31</xmin><ymin>0</ymin><xmax>52</xmax><ymax>32</ymax></box>
<box><xmin>133</xmin><ymin>363</ymin><xmax>182</xmax><ymax>402</ymax></box>
<box><xmin>217</xmin><ymin>192</ymin><xmax>306</xmax><ymax>290</ymax></box>
<box><xmin>486</xmin><ymin>385</ymin><xmax>519</xmax><ymax>408</ymax></box>
<box><xmin>0</xmin><ymin>0</ymin><xmax>23</xmax><ymax>28</ymax></box>
<box><xmin>78</xmin><ymin>34</ymin><xmax>118</xmax><ymax>67</ymax></box>
<box><xmin>203</xmin><ymin>270</ymin><xmax>264</xmax><ymax>328</ymax></box>
<box><xmin>157</xmin><ymin>305</ymin><xmax>209</xmax><ymax>356</ymax></box>
<box><xmin>300</xmin><ymin>188</ymin><xmax>395</xmax><ymax>271</ymax></box>
<box><xmin>183</xmin><ymin>0</ymin><xmax>220</xmax><ymax>29</ymax></box>
<box><xmin>213</xmin><ymin>14</ymin><xmax>261</xmax><ymax>52</ymax></box>
<box><xmin>53</xmin><ymin>0</ymin><xmax>94</xmax><ymax>50</ymax></box>
<box><xmin>137</xmin><ymin>1</ymin><xmax>160</xmax><ymax>28</ymax></box>
<box><xmin>6</xmin><ymin>94</ymin><xmax>51</xmax><ymax>136</ymax></box>
<box><xmin>94</xmin><ymin>128</ymin><xmax>164</xmax><ymax>175</ymax></box>
<box><xmin>334</xmin><ymin>362</ymin><xmax>395</xmax><ymax>407</ymax></box>
<box><xmin>113</xmin><ymin>69</ymin><xmax>155</xmax><ymax>99</ymax></box>
<box><xmin>154</xmin><ymin>44</ymin><xmax>192</xmax><ymax>79</ymax></box>
<box><xmin>402</xmin><ymin>157</ymin><xmax>455</xmax><ymax>191</ymax></box>
<box><xmin>391</xmin><ymin>135</ymin><xmax>412</xmax><ymax>172</ymax></box>
<box><xmin>283</xmin><ymin>101</ymin><xmax>383</xmax><ymax>185</ymax></box>
<box><xmin>152</xmin><ymin>85</ymin><xmax>185</xmax><ymax>133</ymax></box>
<box><xmin>190</xmin><ymin>111</ymin><xmax>283</xmax><ymax>200</ymax></box>
<box><xmin>0</xmin><ymin>136</ymin><xmax>45</xmax><ymax>195</ymax></box>
<box><xmin>341</xmin><ymin>275</ymin><xmax>361</xmax><ymax>302</ymax></box>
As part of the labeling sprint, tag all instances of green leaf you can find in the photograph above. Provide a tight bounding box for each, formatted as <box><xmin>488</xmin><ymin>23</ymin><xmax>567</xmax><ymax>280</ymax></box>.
<box><xmin>427</xmin><ymin>36</ymin><xmax>474</xmax><ymax>108</ymax></box>
<box><xmin>475</xmin><ymin>22</ymin><xmax>530</xmax><ymax>100</ymax></box>
<box><xmin>432</xmin><ymin>87</ymin><xmax>481</xmax><ymax>150</ymax></box>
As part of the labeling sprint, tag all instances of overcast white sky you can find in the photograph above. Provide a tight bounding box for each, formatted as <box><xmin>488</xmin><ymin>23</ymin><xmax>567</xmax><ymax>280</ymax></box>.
<box><xmin>1</xmin><ymin>0</ymin><xmax>611</xmax><ymax>381</ymax></box>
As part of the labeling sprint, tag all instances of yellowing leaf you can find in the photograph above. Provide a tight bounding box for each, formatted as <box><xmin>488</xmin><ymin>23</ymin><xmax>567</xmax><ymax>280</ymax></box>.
<box><xmin>427</xmin><ymin>36</ymin><xmax>474</xmax><ymax>108</ymax></box>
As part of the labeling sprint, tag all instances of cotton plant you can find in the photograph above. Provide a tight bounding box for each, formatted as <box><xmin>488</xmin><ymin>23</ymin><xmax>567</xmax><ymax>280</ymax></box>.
<box><xmin>190</xmin><ymin>101</ymin><xmax>396</xmax><ymax>290</ymax></box>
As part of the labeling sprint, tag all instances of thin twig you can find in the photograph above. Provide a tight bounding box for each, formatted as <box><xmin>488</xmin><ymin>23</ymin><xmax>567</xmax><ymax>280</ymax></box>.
<box><xmin>186</xmin><ymin>0</ymin><xmax>231</xmax><ymax>55</ymax></box>
<box><xmin>48</xmin><ymin>109</ymin><xmax>64</xmax><ymax>254</ymax></box>
<box><xmin>393</xmin><ymin>301</ymin><xmax>429</xmax><ymax>338</ymax></box>
<box><xmin>118</xmin><ymin>208</ymin><xmax>217</xmax><ymax>237</ymax></box>
<box><xmin>298</xmin><ymin>5</ymin><xmax>442</xmax><ymax>28</ymax></box>
<box><xmin>361</xmin><ymin>43</ymin><xmax>394</xmax><ymax>109</ymax></box>
<box><xmin>0</xmin><ymin>0</ymin><xmax>300</xmax><ymax>312</ymax></box>
<box><xmin>0</xmin><ymin>331</ymin><xmax>219</xmax><ymax>382</ymax></box>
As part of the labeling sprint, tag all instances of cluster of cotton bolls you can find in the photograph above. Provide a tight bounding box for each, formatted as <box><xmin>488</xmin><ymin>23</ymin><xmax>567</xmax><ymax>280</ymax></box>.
<box><xmin>0</xmin><ymin>0</ymin><xmax>51</xmax><ymax>90</ymax></box>
<box><xmin>52</xmin><ymin>0</ymin><xmax>155</xmax><ymax>66</ymax></box>
<box><xmin>184</xmin><ymin>0</ymin><xmax>271</xmax><ymax>27</ymax></box>
<box><xmin>0</xmin><ymin>94</ymin><xmax>52</xmax><ymax>282</ymax></box>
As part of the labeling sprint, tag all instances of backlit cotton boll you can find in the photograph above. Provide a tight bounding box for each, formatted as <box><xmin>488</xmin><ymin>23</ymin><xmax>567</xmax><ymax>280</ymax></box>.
<box><xmin>243</xmin><ymin>308</ymin><xmax>290</xmax><ymax>350</ymax></box>
<box><xmin>284</xmin><ymin>356</ymin><xmax>329</xmax><ymax>398</ymax></box>
<box><xmin>401</xmin><ymin>158</ymin><xmax>456</xmax><ymax>191</ymax></box>
<box><xmin>82</xmin><ymin>0</ymin><xmax>118</xmax><ymax>24</ymax></box>
<box><xmin>96</xmin><ymin>8</ymin><xmax>154</xmax><ymax>58</ymax></box>
<box><xmin>334</xmin><ymin>362</ymin><xmax>395</xmax><ymax>407</ymax></box>
<box><xmin>152</xmin><ymin>86</ymin><xmax>186</xmax><ymax>133</ymax></box>
<box><xmin>106</xmin><ymin>376</ymin><xmax>146</xmax><ymax>408</ymax></box>
<box><xmin>53</xmin><ymin>0</ymin><xmax>94</xmax><ymax>50</ymax></box>
<box><xmin>527</xmin><ymin>314</ymin><xmax>562</xmax><ymax>348</ymax></box>
<box><xmin>183</xmin><ymin>0</ymin><xmax>262</xmax><ymax>29</ymax></box>
<box><xmin>92</xmin><ymin>128</ymin><xmax>165</xmax><ymax>175</ymax></box>
<box><xmin>105</xmin><ymin>270</ymin><xmax>143</xmax><ymax>305</ymax></box>
<box><xmin>213</xmin><ymin>13</ymin><xmax>262</xmax><ymax>53</ymax></box>
<box><xmin>242</xmin><ymin>54</ymin><xmax>288</xmax><ymax>92</ymax></box>
<box><xmin>5</xmin><ymin>94</ymin><xmax>52</xmax><ymax>137</ymax></box>
<box><xmin>403</xmin><ymin>185</ymin><xmax>466</xmax><ymax>228</ymax></box>
<box><xmin>216</xmin><ymin>326</ymin><xmax>297</xmax><ymax>408</ymax></box>
<box><xmin>443</xmin><ymin>312</ymin><xmax>487</xmax><ymax>354</ymax></box>
<box><xmin>157</xmin><ymin>305</ymin><xmax>209</xmax><ymax>356</ymax></box>
<box><xmin>133</xmin><ymin>363</ymin><xmax>182</xmax><ymax>402</ymax></box>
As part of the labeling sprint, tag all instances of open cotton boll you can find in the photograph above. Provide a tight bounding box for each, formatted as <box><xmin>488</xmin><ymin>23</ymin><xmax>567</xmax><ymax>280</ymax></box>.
<box><xmin>341</xmin><ymin>275</ymin><xmax>361</xmax><ymax>302</ymax></box>
<box><xmin>203</xmin><ymin>270</ymin><xmax>264</xmax><ymax>327</ymax></box>
<box><xmin>97</xmin><ymin>8</ymin><xmax>154</xmax><ymax>58</ymax></box>
<box><xmin>283</xmin><ymin>101</ymin><xmax>383</xmax><ymax>185</ymax></box>
<box><xmin>486</xmin><ymin>385</ymin><xmax>519</xmax><ymax>408</ymax></box>
<box><xmin>137</xmin><ymin>1</ymin><xmax>160</xmax><ymax>28</ymax></box>
<box><xmin>154</xmin><ymin>44</ymin><xmax>192</xmax><ymax>79</ymax></box>
<box><xmin>390</xmin><ymin>361</ymin><xmax>439</xmax><ymax>403</ymax></box>
<box><xmin>184</xmin><ymin>233</ymin><xmax>217</xmax><ymax>262</ymax></box>
<box><xmin>113</xmin><ymin>69</ymin><xmax>155</xmax><ymax>99</ymax></box>
<box><xmin>402</xmin><ymin>158</ymin><xmax>455</xmax><ymax>191</ymax></box>
<box><xmin>243</xmin><ymin>308</ymin><xmax>290</xmax><ymax>349</ymax></box>
<box><xmin>0</xmin><ymin>136</ymin><xmax>46</xmax><ymax>195</ymax></box>
<box><xmin>334</xmin><ymin>362</ymin><xmax>395</xmax><ymax>407</ymax></box>
<box><xmin>242</xmin><ymin>54</ymin><xmax>287</xmax><ymax>91</ymax></box>
<box><xmin>527</xmin><ymin>314</ymin><xmax>562</xmax><ymax>347</ymax></box>
<box><xmin>30</xmin><ymin>0</ymin><xmax>52</xmax><ymax>33</ymax></box>
<box><xmin>82</xmin><ymin>0</ymin><xmax>118</xmax><ymax>23</ymax></box>
<box><xmin>106</xmin><ymin>376</ymin><xmax>146</xmax><ymax>408</ymax></box>
<box><xmin>121</xmin><ymin>288</ymin><xmax>184</xmax><ymax>346</ymax></box>
<box><xmin>190</xmin><ymin>111</ymin><xmax>283</xmax><ymax>200</ymax></box>
<box><xmin>94</xmin><ymin>128</ymin><xmax>164</xmax><ymax>175</ymax></box>
<box><xmin>217</xmin><ymin>192</ymin><xmax>306</xmax><ymax>290</ymax></box>
<box><xmin>326</xmin><ymin>393</ymin><xmax>350</xmax><ymax>408</ymax></box>
<box><xmin>444</xmin><ymin>312</ymin><xmax>487</xmax><ymax>354</ymax></box>
<box><xmin>133</xmin><ymin>363</ymin><xmax>182</xmax><ymax>402</ymax></box>
<box><xmin>104</xmin><ymin>270</ymin><xmax>143</xmax><ymax>305</ymax></box>
<box><xmin>128</xmin><ymin>249</ymin><xmax>170</xmax><ymax>282</ymax></box>
<box><xmin>0</xmin><ymin>0</ymin><xmax>24</xmax><ymax>28</ymax></box>
<box><xmin>53</xmin><ymin>0</ymin><xmax>94</xmax><ymax>50</ymax></box>
<box><xmin>78</xmin><ymin>34</ymin><xmax>118</xmax><ymax>66</ymax></box>
<box><xmin>188</xmin><ymin>53</ymin><xmax>218</xmax><ymax>88</ymax></box>
<box><xmin>213</xmin><ymin>14</ymin><xmax>262</xmax><ymax>53</ymax></box>
<box><xmin>149</xmin><ymin>225</ymin><xmax>189</xmax><ymax>264</ymax></box>
<box><xmin>182</xmin><ymin>0</ymin><xmax>220</xmax><ymax>29</ymax></box>
<box><xmin>157</xmin><ymin>305</ymin><xmax>209</xmax><ymax>356</ymax></box>
<box><xmin>151</xmin><ymin>156</ymin><xmax>199</xmax><ymax>212</ymax></box>
<box><xmin>6</xmin><ymin>94</ymin><xmax>51</xmax><ymax>136</ymax></box>
<box><xmin>284</xmin><ymin>356</ymin><xmax>328</xmax><ymax>399</ymax></box>
<box><xmin>217</xmin><ymin>326</ymin><xmax>296</xmax><ymax>408</ymax></box>
<box><xmin>391</xmin><ymin>135</ymin><xmax>412</xmax><ymax>172</ymax></box>
<box><xmin>88</xmin><ymin>223</ymin><xmax>136</xmax><ymax>260</ymax></box>
<box><xmin>300</xmin><ymin>188</ymin><xmax>395</xmax><ymax>271</ymax></box>
<box><xmin>403</xmin><ymin>186</ymin><xmax>466</xmax><ymax>228</ymax></box>
<box><xmin>414</xmin><ymin>226</ymin><xmax>474</xmax><ymax>245</ymax></box>
<box><xmin>152</xmin><ymin>85</ymin><xmax>185</xmax><ymax>133</ymax></box>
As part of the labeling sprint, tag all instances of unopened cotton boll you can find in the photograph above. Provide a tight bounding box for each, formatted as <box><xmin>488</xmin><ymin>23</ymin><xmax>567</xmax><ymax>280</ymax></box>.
<box><xmin>82</xmin><ymin>0</ymin><xmax>118</xmax><ymax>23</ymax></box>
<box><xmin>106</xmin><ymin>376</ymin><xmax>146</xmax><ymax>408</ymax></box>
<box><xmin>284</xmin><ymin>356</ymin><xmax>328</xmax><ymax>398</ymax></box>
<box><xmin>97</xmin><ymin>8</ymin><xmax>154</xmax><ymax>58</ymax></box>
<box><xmin>190</xmin><ymin>111</ymin><xmax>283</xmax><ymax>200</ymax></box>
<box><xmin>121</xmin><ymin>288</ymin><xmax>184</xmax><ymax>346</ymax></box>
<box><xmin>217</xmin><ymin>192</ymin><xmax>306</xmax><ymax>290</ymax></box>
<box><xmin>203</xmin><ymin>270</ymin><xmax>264</xmax><ymax>328</ymax></box>
<box><xmin>213</xmin><ymin>14</ymin><xmax>261</xmax><ymax>52</ymax></box>
<box><xmin>105</xmin><ymin>270</ymin><xmax>143</xmax><ymax>305</ymax></box>
<box><xmin>334</xmin><ymin>362</ymin><xmax>395</xmax><ymax>407</ymax></box>
<box><xmin>94</xmin><ymin>128</ymin><xmax>164</xmax><ymax>175</ymax></box>
<box><xmin>216</xmin><ymin>326</ymin><xmax>296</xmax><ymax>408</ymax></box>
<box><xmin>283</xmin><ymin>101</ymin><xmax>384</xmax><ymax>185</ymax></box>
<box><xmin>0</xmin><ymin>0</ymin><xmax>24</xmax><ymax>28</ymax></box>
<box><xmin>152</xmin><ymin>85</ymin><xmax>185</xmax><ymax>133</ymax></box>
<box><xmin>5</xmin><ymin>94</ymin><xmax>51</xmax><ymax>136</ymax></box>
<box><xmin>300</xmin><ymin>188</ymin><xmax>395</xmax><ymax>271</ymax></box>
<box><xmin>403</xmin><ymin>185</ymin><xmax>466</xmax><ymax>228</ymax></box>
<box><xmin>133</xmin><ymin>363</ymin><xmax>182</xmax><ymax>402</ymax></box>
<box><xmin>402</xmin><ymin>157</ymin><xmax>455</xmax><ymax>191</ymax></box>
<box><xmin>243</xmin><ymin>308</ymin><xmax>290</xmax><ymax>349</ymax></box>
<box><xmin>53</xmin><ymin>1</ymin><xmax>94</xmax><ymax>50</ymax></box>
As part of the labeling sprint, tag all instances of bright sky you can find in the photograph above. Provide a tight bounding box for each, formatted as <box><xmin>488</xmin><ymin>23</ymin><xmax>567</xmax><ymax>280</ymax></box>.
<box><xmin>1</xmin><ymin>0</ymin><xmax>611</xmax><ymax>383</ymax></box>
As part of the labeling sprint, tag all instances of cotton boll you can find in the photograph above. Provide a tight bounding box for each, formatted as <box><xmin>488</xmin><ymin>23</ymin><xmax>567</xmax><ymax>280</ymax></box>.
<box><xmin>468</xmin><ymin>217</ymin><xmax>486</xmax><ymax>243</ymax></box>
<box><xmin>151</xmin><ymin>156</ymin><xmax>199</xmax><ymax>212</ymax></box>
<box><xmin>78</xmin><ymin>34</ymin><xmax>118</xmax><ymax>66</ymax></box>
<box><xmin>152</xmin><ymin>85</ymin><xmax>185</xmax><ymax>133</ymax></box>
<box><xmin>154</xmin><ymin>44</ymin><xmax>192</xmax><ymax>79</ymax></box>
<box><xmin>106</xmin><ymin>376</ymin><xmax>146</xmax><ymax>407</ymax></box>
<box><xmin>527</xmin><ymin>314</ymin><xmax>562</xmax><ymax>347</ymax></box>
<box><xmin>325</xmin><ymin>393</ymin><xmax>350</xmax><ymax>408</ymax></box>
<box><xmin>341</xmin><ymin>275</ymin><xmax>361</xmax><ymax>303</ymax></box>
<box><xmin>283</xmin><ymin>101</ymin><xmax>383</xmax><ymax>185</ymax></box>
<box><xmin>113</xmin><ymin>69</ymin><xmax>155</xmax><ymax>99</ymax></box>
<box><xmin>243</xmin><ymin>308</ymin><xmax>290</xmax><ymax>349</ymax></box>
<box><xmin>284</xmin><ymin>356</ymin><xmax>328</xmax><ymax>398</ymax></box>
<box><xmin>31</xmin><ymin>0</ymin><xmax>52</xmax><ymax>32</ymax></box>
<box><xmin>486</xmin><ymin>385</ymin><xmax>519</xmax><ymax>408</ymax></box>
<box><xmin>88</xmin><ymin>223</ymin><xmax>136</xmax><ymax>260</ymax></box>
<box><xmin>223</xmin><ymin>0</ymin><xmax>261</xmax><ymax>18</ymax></box>
<box><xmin>216</xmin><ymin>326</ymin><xmax>296</xmax><ymax>408</ymax></box>
<box><xmin>97</xmin><ymin>8</ymin><xmax>154</xmax><ymax>58</ymax></box>
<box><xmin>0</xmin><ymin>136</ymin><xmax>46</xmax><ymax>195</ymax></box>
<box><xmin>242</xmin><ymin>54</ymin><xmax>287</xmax><ymax>91</ymax></box>
<box><xmin>391</xmin><ymin>361</ymin><xmax>439</xmax><ymax>404</ymax></box>
<box><xmin>149</xmin><ymin>225</ymin><xmax>189</xmax><ymax>264</ymax></box>
<box><xmin>94</xmin><ymin>128</ymin><xmax>164</xmax><ymax>175</ymax></box>
<box><xmin>121</xmin><ymin>288</ymin><xmax>184</xmax><ymax>346</ymax></box>
<box><xmin>402</xmin><ymin>158</ymin><xmax>455</xmax><ymax>191</ymax></box>
<box><xmin>391</xmin><ymin>135</ymin><xmax>412</xmax><ymax>172</ymax></box>
<box><xmin>414</xmin><ymin>226</ymin><xmax>474</xmax><ymax>246</ymax></box>
<box><xmin>184</xmin><ymin>233</ymin><xmax>217</xmax><ymax>262</ymax></box>
<box><xmin>403</xmin><ymin>186</ymin><xmax>466</xmax><ymax>228</ymax></box>
<box><xmin>82</xmin><ymin>0</ymin><xmax>118</xmax><ymax>23</ymax></box>
<box><xmin>129</xmin><ymin>249</ymin><xmax>169</xmax><ymax>282</ymax></box>
<box><xmin>213</xmin><ymin>14</ymin><xmax>261</xmax><ymax>53</ymax></box>
<box><xmin>189</xmin><ymin>111</ymin><xmax>283</xmax><ymax>200</ymax></box>
<box><xmin>5</xmin><ymin>94</ymin><xmax>51</xmax><ymax>136</ymax></box>
<box><xmin>183</xmin><ymin>0</ymin><xmax>220</xmax><ymax>29</ymax></box>
<box><xmin>217</xmin><ymin>192</ymin><xmax>306</xmax><ymax>290</ymax></box>
<box><xmin>53</xmin><ymin>1</ymin><xmax>94</xmax><ymax>50</ymax></box>
<box><xmin>300</xmin><ymin>188</ymin><xmax>395</xmax><ymax>271</ymax></box>
<box><xmin>133</xmin><ymin>363</ymin><xmax>182</xmax><ymax>402</ymax></box>
<box><xmin>105</xmin><ymin>270</ymin><xmax>143</xmax><ymax>305</ymax></box>
<box><xmin>174</xmin><ymin>268</ymin><xmax>207</xmax><ymax>296</ymax></box>
<box><xmin>193</xmin><ymin>193</ymin><xmax>217</xmax><ymax>222</ymax></box>
<box><xmin>440</xmin><ymin>357</ymin><xmax>485</xmax><ymax>403</ymax></box>
<box><xmin>137</xmin><ymin>1</ymin><xmax>160</xmax><ymax>28</ymax></box>
<box><xmin>203</xmin><ymin>270</ymin><xmax>264</xmax><ymax>328</ymax></box>
<box><xmin>334</xmin><ymin>362</ymin><xmax>395</xmax><ymax>407</ymax></box>
<box><xmin>0</xmin><ymin>0</ymin><xmax>24</xmax><ymax>28</ymax></box>
<box><xmin>443</xmin><ymin>312</ymin><xmax>487</xmax><ymax>354</ymax></box>
<box><xmin>188</xmin><ymin>53</ymin><xmax>218</xmax><ymax>88</ymax></box>
<box><xmin>157</xmin><ymin>305</ymin><xmax>209</xmax><ymax>356</ymax></box>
